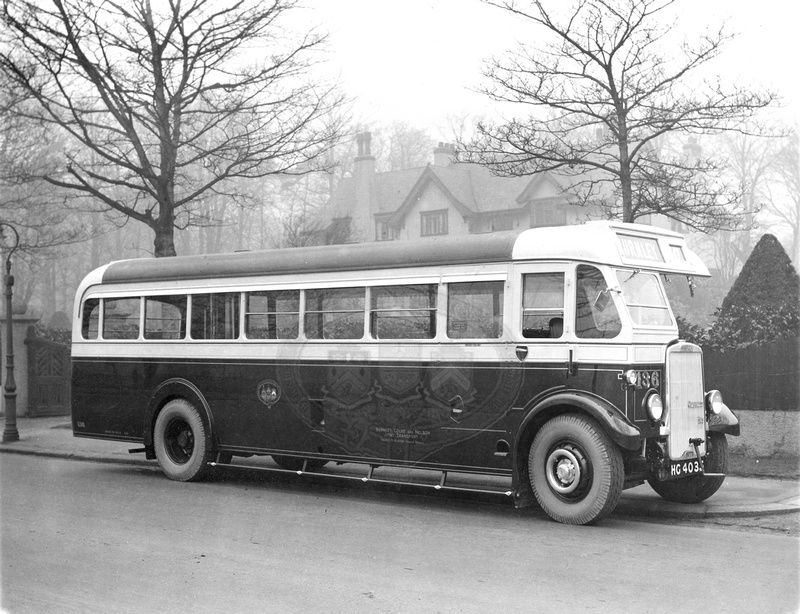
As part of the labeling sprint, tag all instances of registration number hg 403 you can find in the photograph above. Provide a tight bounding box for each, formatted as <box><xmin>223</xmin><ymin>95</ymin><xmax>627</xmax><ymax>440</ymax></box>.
<box><xmin>669</xmin><ymin>458</ymin><xmax>703</xmax><ymax>478</ymax></box>
<box><xmin>669</xmin><ymin>459</ymin><xmax>702</xmax><ymax>479</ymax></box>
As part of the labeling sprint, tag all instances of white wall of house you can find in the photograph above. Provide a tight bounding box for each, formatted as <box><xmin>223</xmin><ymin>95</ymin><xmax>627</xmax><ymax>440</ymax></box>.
<box><xmin>397</xmin><ymin>184</ymin><xmax>470</xmax><ymax>240</ymax></box>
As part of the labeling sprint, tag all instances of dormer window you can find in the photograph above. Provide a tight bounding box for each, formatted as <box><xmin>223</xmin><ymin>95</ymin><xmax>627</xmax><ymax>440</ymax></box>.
<box><xmin>421</xmin><ymin>210</ymin><xmax>448</xmax><ymax>236</ymax></box>
<box><xmin>376</xmin><ymin>222</ymin><xmax>398</xmax><ymax>242</ymax></box>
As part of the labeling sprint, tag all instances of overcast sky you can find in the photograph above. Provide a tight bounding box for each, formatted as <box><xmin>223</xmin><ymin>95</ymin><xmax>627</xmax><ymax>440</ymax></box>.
<box><xmin>305</xmin><ymin>0</ymin><xmax>798</xmax><ymax>138</ymax></box>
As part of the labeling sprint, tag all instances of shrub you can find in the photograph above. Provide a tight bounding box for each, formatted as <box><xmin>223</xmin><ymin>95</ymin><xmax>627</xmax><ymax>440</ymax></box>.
<box><xmin>709</xmin><ymin>234</ymin><xmax>799</xmax><ymax>350</ymax></box>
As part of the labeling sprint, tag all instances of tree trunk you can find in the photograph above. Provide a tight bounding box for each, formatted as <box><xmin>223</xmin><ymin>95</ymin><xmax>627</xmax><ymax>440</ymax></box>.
<box><xmin>153</xmin><ymin>212</ymin><xmax>177</xmax><ymax>257</ymax></box>
<box><xmin>616</xmin><ymin>113</ymin><xmax>634</xmax><ymax>223</ymax></box>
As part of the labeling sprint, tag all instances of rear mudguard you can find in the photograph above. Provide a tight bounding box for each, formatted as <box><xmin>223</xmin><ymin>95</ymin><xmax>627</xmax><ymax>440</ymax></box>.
<box><xmin>142</xmin><ymin>378</ymin><xmax>215</xmax><ymax>460</ymax></box>
<box><xmin>511</xmin><ymin>390</ymin><xmax>641</xmax><ymax>508</ymax></box>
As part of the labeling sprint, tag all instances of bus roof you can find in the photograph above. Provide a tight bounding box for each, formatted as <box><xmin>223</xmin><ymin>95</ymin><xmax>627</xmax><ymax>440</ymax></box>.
<box><xmin>100</xmin><ymin>221</ymin><xmax>709</xmax><ymax>285</ymax></box>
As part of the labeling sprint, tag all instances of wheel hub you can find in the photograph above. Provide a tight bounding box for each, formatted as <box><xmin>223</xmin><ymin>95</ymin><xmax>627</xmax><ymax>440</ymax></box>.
<box><xmin>166</xmin><ymin>419</ymin><xmax>194</xmax><ymax>464</ymax></box>
<box><xmin>555</xmin><ymin>458</ymin><xmax>577</xmax><ymax>484</ymax></box>
<box><xmin>546</xmin><ymin>444</ymin><xmax>586</xmax><ymax>496</ymax></box>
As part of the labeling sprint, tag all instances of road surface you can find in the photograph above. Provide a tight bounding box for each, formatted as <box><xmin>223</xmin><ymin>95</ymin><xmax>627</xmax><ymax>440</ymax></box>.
<box><xmin>2</xmin><ymin>454</ymin><xmax>798</xmax><ymax>613</ymax></box>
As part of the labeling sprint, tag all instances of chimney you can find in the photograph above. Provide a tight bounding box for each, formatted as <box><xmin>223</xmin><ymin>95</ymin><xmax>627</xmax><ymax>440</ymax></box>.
<box><xmin>433</xmin><ymin>142</ymin><xmax>455</xmax><ymax>167</ymax></box>
<box><xmin>683</xmin><ymin>136</ymin><xmax>702</xmax><ymax>161</ymax></box>
<box><xmin>356</xmin><ymin>131</ymin><xmax>372</xmax><ymax>158</ymax></box>
<box><xmin>353</xmin><ymin>131</ymin><xmax>376</xmax><ymax>240</ymax></box>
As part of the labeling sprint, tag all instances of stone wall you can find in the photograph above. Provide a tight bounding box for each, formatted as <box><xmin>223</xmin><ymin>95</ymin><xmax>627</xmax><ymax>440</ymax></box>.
<box><xmin>729</xmin><ymin>409</ymin><xmax>800</xmax><ymax>458</ymax></box>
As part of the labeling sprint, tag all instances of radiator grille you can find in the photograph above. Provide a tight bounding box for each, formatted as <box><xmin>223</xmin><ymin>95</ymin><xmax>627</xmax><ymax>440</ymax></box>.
<box><xmin>666</xmin><ymin>344</ymin><xmax>706</xmax><ymax>460</ymax></box>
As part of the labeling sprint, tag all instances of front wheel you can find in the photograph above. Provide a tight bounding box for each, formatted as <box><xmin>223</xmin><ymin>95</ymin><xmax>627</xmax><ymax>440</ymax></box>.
<box><xmin>154</xmin><ymin>399</ymin><xmax>211</xmax><ymax>482</ymax></box>
<box><xmin>648</xmin><ymin>432</ymin><xmax>728</xmax><ymax>503</ymax></box>
<box><xmin>528</xmin><ymin>414</ymin><xmax>624</xmax><ymax>525</ymax></box>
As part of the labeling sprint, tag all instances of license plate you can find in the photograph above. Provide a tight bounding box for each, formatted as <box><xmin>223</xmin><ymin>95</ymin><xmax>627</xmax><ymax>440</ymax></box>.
<box><xmin>668</xmin><ymin>458</ymin><xmax>702</xmax><ymax>479</ymax></box>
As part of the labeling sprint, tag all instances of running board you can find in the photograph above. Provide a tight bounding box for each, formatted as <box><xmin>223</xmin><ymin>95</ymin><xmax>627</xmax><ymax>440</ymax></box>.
<box><xmin>209</xmin><ymin>457</ymin><xmax>513</xmax><ymax>498</ymax></box>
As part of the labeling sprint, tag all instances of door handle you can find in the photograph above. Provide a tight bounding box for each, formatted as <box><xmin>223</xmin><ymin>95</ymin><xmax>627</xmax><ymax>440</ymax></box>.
<box><xmin>449</xmin><ymin>395</ymin><xmax>464</xmax><ymax>423</ymax></box>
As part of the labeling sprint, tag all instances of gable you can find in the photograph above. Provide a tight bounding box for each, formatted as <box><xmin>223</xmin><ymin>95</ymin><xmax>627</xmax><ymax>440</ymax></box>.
<box><xmin>387</xmin><ymin>166</ymin><xmax>474</xmax><ymax>226</ymax></box>
<box><xmin>516</xmin><ymin>172</ymin><xmax>567</xmax><ymax>203</ymax></box>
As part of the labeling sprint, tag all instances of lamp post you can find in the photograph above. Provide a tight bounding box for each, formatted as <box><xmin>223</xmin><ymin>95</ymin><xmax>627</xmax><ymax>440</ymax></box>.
<box><xmin>1</xmin><ymin>222</ymin><xmax>20</xmax><ymax>443</ymax></box>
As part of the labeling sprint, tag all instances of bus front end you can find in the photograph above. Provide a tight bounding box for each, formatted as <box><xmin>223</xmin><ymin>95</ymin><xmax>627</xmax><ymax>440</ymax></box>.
<box><xmin>644</xmin><ymin>341</ymin><xmax>740</xmax><ymax>502</ymax></box>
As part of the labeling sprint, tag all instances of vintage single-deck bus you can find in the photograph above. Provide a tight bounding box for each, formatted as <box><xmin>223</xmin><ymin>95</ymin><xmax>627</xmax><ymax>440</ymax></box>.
<box><xmin>71</xmin><ymin>221</ymin><xmax>739</xmax><ymax>525</ymax></box>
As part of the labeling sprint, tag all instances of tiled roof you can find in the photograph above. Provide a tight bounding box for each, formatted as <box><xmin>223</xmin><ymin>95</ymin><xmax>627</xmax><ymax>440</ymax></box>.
<box><xmin>374</xmin><ymin>167</ymin><xmax>428</xmax><ymax>214</ymax></box>
<box><xmin>328</xmin><ymin>161</ymin><xmax>544</xmax><ymax>222</ymax></box>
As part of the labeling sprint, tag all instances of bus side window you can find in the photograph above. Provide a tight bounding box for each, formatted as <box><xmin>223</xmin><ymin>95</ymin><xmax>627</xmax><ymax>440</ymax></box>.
<box><xmin>191</xmin><ymin>293</ymin><xmax>240</xmax><ymax>340</ymax></box>
<box><xmin>145</xmin><ymin>295</ymin><xmax>187</xmax><ymax>340</ymax></box>
<box><xmin>575</xmin><ymin>265</ymin><xmax>621</xmax><ymax>339</ymax></box>
<box><xmin>81</xmin><ymin>298</ymin><xmax>100</xmax><ymax>340</ymax></box>
<box><xmin>246</xmin><ymin>290</ymin><xmax>300</xmax><ymax>339</ymax></box>
<box><xmin>447</xmin><ymin>281</ymin><xmax>504</xmax><ymax>339</ymax></box>
<box><xmin>522</xmin><ymin>273</ymin><xmax>564</xmax><ymax>339</ymax></box>
<box><xmin>371</xmin><ymin>284</ymin><xmax>437</xmax><ymax>339</ymax></box>
<box><xmin>103</xmin><ymin>297</ymin><xmax>141</xmax><ymax>340</ymax></box>
<box><xmin>305</xmin><ymin>288</ymin><xmax>365</xmax><ymax>340</ymax></box>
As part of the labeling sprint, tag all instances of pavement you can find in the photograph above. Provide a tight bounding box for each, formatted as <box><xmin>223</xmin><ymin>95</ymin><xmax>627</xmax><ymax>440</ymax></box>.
<box><xmin>1</xmin><ymin>416</ymin><xmax>799</xmax><ymax>521</ymax></box>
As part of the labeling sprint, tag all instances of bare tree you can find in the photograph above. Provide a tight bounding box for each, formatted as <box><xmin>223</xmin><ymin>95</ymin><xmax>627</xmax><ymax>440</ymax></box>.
<box><xmin>1</xmin><ymin>0</ymin><xmax>346</xmax><ymax>256</ymax></box>
<box><xmin>461</xmin><ymin>0</ymin><xmax>777</xmax><ymax>230</ymax></box>
<box><xmin>764</xmin><ymin>129</ymin><xmax>800</xmax><ymax>261</ymax></box>
<box><xmin>1</xmin><ymin>86</ymin><xmax>91</xmax><ymax>252</ymax></box>
<box><xmin>379</xmin><ymin>121</ymin><xmax>435</xmax><ymax>172</ymax></box>
<box><xmin>712</xmin><ymin>132</ymin><xmax>779</xmax><ymax>268</ymax></box>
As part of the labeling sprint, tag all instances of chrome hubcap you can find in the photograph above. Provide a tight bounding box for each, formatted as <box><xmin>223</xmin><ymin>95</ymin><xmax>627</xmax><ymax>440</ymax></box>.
<box><xmin>546</xmin><ymin>445</ymin><xmax>585</xmax><ymax>496</ymax></box>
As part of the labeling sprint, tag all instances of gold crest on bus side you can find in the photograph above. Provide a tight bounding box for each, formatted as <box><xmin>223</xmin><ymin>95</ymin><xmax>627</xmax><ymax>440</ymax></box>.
<box><xmin>257</xmin><ymin>380</ymin><xmax>281</xmax><ymax>407</ymax></box>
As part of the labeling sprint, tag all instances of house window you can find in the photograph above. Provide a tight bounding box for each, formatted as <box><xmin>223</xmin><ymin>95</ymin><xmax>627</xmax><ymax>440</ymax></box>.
<box><xmin>421</xmin><ymin>210</ymin><xmax>448</xmax><ymax>236</ymax></box>
<box><xmin>376</xmin><ymin>222</ymin><xmax>398</xmax><ymax>242</ymax></box>
<box><xmin>531</xmin><ymin>203</ymin><xmax>566</xmax><ymax>228</ymax></box>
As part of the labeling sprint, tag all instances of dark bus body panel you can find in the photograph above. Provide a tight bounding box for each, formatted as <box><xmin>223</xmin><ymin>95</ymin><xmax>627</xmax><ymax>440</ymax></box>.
<box><xmin>72</xmin><ymin>353</ymin><xmax>657</xmax><ymax>474</ymax></box>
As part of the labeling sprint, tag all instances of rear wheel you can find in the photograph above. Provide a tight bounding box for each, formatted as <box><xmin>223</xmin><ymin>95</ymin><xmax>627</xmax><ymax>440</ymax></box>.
<box><xmin>648</xmin><ymin>432</ymin><xmax>728</xmax><ymax>503</ymax></box>
<box><xmin>528</xmin><ymin>414</ymin><xmax>624</xmax><ymax>525</ymax></box>
<box><xmin>154</xmin><ymin>399</ymin><xmax>211</xmax><ymax>482</ymax></box>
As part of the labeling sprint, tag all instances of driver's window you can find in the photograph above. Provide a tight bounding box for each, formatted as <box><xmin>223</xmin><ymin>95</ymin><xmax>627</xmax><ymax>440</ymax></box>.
<box><xmin>575</xmin><ymin>265</ymin><xmax>621</xmax><ymax>339</ymax></box>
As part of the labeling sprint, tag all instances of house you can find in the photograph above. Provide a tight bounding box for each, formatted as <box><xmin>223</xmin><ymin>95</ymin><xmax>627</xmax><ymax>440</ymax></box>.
<box><xmin>320</xmin><ymin>132</ymin><xmax>595</xmax><ymax>244</ymax></box>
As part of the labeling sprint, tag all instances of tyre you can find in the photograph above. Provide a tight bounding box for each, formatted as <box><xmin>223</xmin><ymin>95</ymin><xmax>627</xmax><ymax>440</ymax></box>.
<box><xmin>648</xmin><ymin>432</ymin><xmax>728</xmax><ymax>503</ymax></box>
<box><xmin>528</xmin><ymin>414</ymin><xmax>624</xmax><ymax>525</ymax></box>
<box><xmin>154</xmin><ymin>399</ymin><xmax>211</xmax><ymax>482</ymax></box>
<box><xmin>272</xmin><ymin>455</ymin><xmax>329</xmax><ymax>471</ymax></box>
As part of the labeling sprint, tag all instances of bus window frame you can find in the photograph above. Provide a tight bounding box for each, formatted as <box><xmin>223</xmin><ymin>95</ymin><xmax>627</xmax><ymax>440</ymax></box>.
<box><xmin>81</xmin><ymin>297</ymin><xmax>101</xmax><ymax>340</ymax></box>
<box><xmin>101</xmin><ymin>296</ymin><xmax>143</xmax><ymax>341</ymax></box>
<box><xmin>369</xmin><ymin>283</ymin><xmax>438</xmax><ymax>340</ymax></box>
<box><xmin>574</xmin><ymin>264</ymin><xmax>624</xmax><ymax>340</ymax></box>
<box><xmin>614</xmin><ymin>268</ymin><xmax>675</xmax><ymax>329</ymax></box>
<box><xmin>446</xmin><ymin>279</ymin><xmax>506</xmax><ymax>340</ymax></box>
<box><xmin>512</xmin><ymin>263</ymin><xmax>572</xmax><ymax>342</ymax></box>
<box><xmin>244</xmin><ymin>288</ymin><xmax>301</xmax><ymax>341</ymax></box>
<box><xmin>144</xmin><ymin>294</ymin><xmax>188</xmax><ymax>341</ymax></box>
<box><xmin>188</xmin><ymin>291</ymin><xmax>242</xmax><ymax>341</ymax></box>
<box><xmin>303</xmin><ymin>286</ymin><xmax>367</xmax><ymax>341</ymax></box>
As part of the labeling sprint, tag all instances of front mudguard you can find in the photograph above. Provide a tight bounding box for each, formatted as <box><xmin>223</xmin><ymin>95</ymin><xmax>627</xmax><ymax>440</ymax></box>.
<box><xmin>708</xmin><ymin>402</ymin><xmax>740</xmax><ymax>436</ymax></box>
<box><xmin>519</xmin><ymin>391</ymin><xmax>642</xmax><ymax>451</ymax></box>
